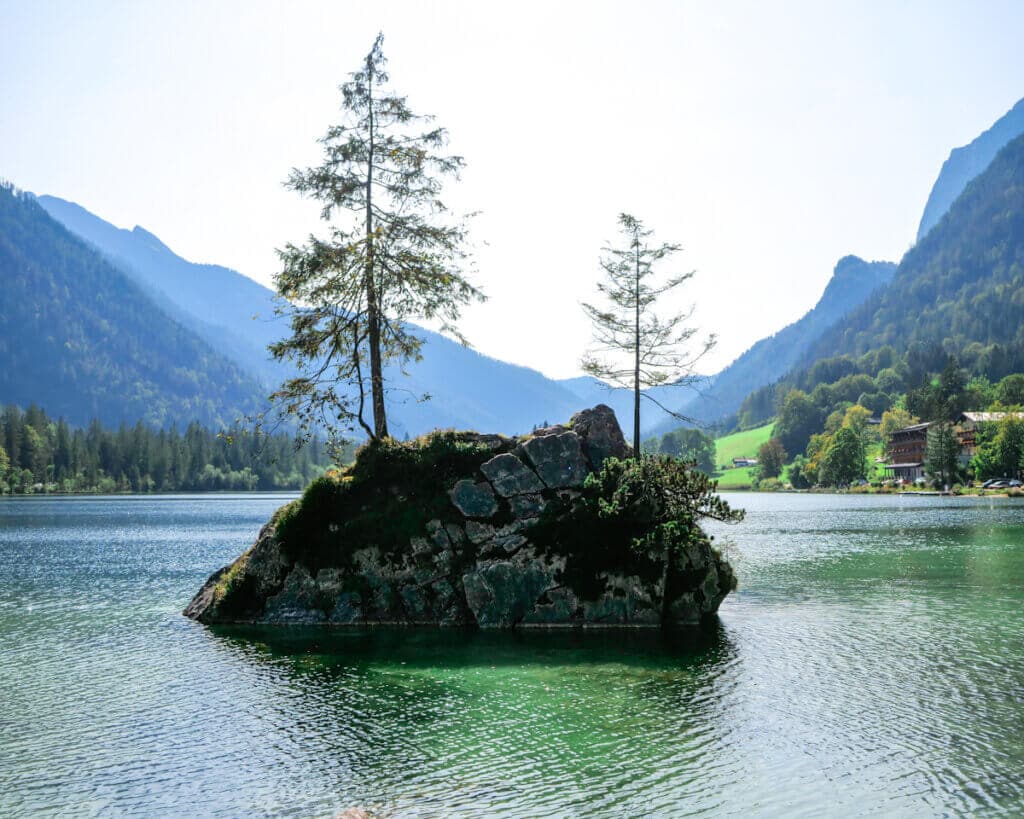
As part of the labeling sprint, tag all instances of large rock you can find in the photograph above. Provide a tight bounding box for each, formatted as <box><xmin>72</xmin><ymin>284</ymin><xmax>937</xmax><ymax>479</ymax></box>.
<box><xmin>262</xmin><ymin>565</ymin><xmax>325</xmax><ymax>624</ymax></box>
<box><xmin>570</xmin><ymin>404</ymin><xmax>631</xmax><ymax>471</ymax></box>
<box><xmin>449</xmin><ymin>480</ymin><xmax>498</xmax><ymax>518</ymax></box>
<box><xmin>522</xmin><ymin>432</ymin><xmax>589</xmax><ymax>489</ymax></box>
<box><xmin>184</xmin><ymin>519</ymin><xmax>289</xmax><ymax>623</ymax></box>
<box><xmin>184</xmin><ymin>405</ymin><xmax>737</xmax><ymax>629</ymax></box>
<box><xmin>509</xmin><ymin>493</ymin><xmax>545</xmax><ymax>520</ymax></box>
<box><xmin>480</xmin><ymin>453</ymin><xmax>544</xmax><ymax>496</ymax></box>
<box><xmin>462</xmin><ymin>559</ymin><xmax>556</xmax><ymax>628</ymax></box>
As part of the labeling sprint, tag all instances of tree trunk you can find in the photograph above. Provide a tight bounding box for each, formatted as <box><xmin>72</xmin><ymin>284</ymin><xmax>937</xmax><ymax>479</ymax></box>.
<box><xmin>633</xmin><ymin>234</ymin><xmax>641</xmax><ymax>455</ymax></box>
<box><xmin>364</xmin><ymin>57</ymin><xmax>388</xmax><ymax>440</ymax></box>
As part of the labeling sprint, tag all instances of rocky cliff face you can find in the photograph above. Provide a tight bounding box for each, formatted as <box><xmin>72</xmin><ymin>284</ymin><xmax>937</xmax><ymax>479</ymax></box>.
<box><xmin>184</xmin><ymin>405</ymin><xmax>736</xmax><ymax>628</ymax></box>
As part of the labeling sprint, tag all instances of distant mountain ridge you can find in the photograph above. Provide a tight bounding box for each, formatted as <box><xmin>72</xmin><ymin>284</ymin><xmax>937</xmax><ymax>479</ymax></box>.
<box><xmin>37</xmin><ymin>195</ymin><xmax>689</xmax><ymax>439</ymax></box>
<box><xmin>805</xmin><ymin>130</ymin><xmax>1024</xmax><ymax>368</ymax></box>
<box><xmin>916</xmin><ymin>96</ymin><xmax>1024</xmax><ymax>242</ymax></box>
<box><xmin>645</xmin><ymin>254</ymin><xmax>896</xmax><ymax>435</ymax></box>
<box><xmin>34</xmin><ymin>195</ymin><xmax>896</xmax><ymax>439</ymax></box>
<box><xmin>37</xmin><ymin>195</ymin><xmax>288</xmax><ymax>387</ymax></box>
<box><xmin>0</xmin><ymin>184</ymin><xmax>263</xmax><ymax>428</ymax></box>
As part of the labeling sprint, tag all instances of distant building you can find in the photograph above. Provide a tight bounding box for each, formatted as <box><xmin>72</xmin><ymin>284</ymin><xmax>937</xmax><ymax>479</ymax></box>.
<box><xmin>955</xmin><ymin>411</ymin><xmax>1024</xmax><ymax>458</ymax></box>
<box><xmin>732</xmin><ymin>457</ymin><xmax>758</xmax><ymax>468</ymax></box>
<box><xmin>883</xmin><ymin>422</ymin><xmax>930</xmax><ymax>482</ymax></box>
<box><xmin>884</xmin><ymin>412</ymin><xmax>1024</xmax><ymax>481</ymax></box>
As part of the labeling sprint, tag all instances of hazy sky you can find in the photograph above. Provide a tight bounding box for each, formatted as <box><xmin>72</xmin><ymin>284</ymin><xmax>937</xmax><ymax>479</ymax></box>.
<box><xmin>4</xmin><ymin>1</ymin><xmax>1024</xmax><ymax>378</ymax></box>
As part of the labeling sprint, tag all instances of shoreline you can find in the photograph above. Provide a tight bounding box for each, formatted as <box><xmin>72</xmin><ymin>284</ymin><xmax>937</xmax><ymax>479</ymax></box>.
<box><xmin>718</xmin><ymin>486</ymin><xmax>1022</xmax><ymax>498</ymax></box>
<box><xmin>0</xmin><ymin>490</ymin><xmax>301</xmax><ymax>499</ymax></box>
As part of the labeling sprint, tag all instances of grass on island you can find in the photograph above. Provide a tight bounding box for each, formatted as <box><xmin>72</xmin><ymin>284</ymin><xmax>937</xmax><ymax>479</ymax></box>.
<box><xmin>712</xmin><ymin>422</ymin><xmax>775</xmax><ymax>489</ymax></box>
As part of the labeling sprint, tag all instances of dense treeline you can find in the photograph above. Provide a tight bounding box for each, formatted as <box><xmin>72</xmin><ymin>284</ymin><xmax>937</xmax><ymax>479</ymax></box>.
<box><xmin>753</xmin><ymin>359</ymin><xmax>1024</xmax><ymax>489</ymax></box>
<box><xmin>0</xmin><ymin>404</ymin><xmax>336</xmax><ymax>494</ymax></box>
<box><xmin>642</xmin><ymin>427</ymin><xmax>716</xmax><ymax>474</ymax></box>
<box><xmin>741</xmin><ymin>341</ymin><xmax>1024</xmax><ymax>450</ymax></box>
<box><xmin>746</xmin><ymin>347</ymin><xmax>1024</xmax><ymax>460</ymax></box>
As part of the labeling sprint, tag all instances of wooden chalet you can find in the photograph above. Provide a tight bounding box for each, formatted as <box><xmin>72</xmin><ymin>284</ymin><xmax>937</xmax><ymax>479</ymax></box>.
<box><xmin>883</xmin><ymin>422</ymin><xmax>930</xmax><ymax>481</ymax></box>
<box><xmin>885</xmin><ymin>412</ymin><xmax>1024</xmax><ymax>482</ymax></box>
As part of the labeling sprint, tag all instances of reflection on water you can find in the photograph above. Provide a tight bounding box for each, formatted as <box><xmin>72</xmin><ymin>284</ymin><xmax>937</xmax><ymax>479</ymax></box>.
<box><xmin>1</xmin><ymin>493</ymin><xmax>1023</xmax><ymax>816</ymax></box>
<box><xmin>203</xmin><ymin>625</ymin><xmax>738</xmax><ymax>817</ymax></box>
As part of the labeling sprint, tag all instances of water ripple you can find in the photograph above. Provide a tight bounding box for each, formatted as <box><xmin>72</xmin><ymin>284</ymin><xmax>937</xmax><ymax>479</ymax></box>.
<box><xmin>1</xmin><ymin>493</ymin><xmax>1023</xmax><ymax>816</ymax></box>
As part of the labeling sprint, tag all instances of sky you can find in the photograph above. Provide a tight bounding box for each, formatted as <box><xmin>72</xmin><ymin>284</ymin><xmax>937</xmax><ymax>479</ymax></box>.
<box><xmin>3</xmin><ymin>0</ymin><xmax>1024</xmax><ymax>379</ymax></box>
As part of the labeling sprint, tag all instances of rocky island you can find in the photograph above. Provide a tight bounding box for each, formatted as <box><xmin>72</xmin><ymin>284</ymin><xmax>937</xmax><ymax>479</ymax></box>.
<box><xmin>185</xmin><ymin>406</ymin><xmax>739</xmax><ymax>628</ymax></box>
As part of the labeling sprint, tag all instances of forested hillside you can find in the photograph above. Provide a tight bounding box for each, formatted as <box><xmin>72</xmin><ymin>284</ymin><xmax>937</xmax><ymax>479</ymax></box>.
<box><xmin>734</xmin><ymin>131</ymin><xmax>1024</xmax><ymax>460</ymax></box>
<box><xmin>38</xmin><ymin>195</ymin><xmax>289</xmax><ymax>386</ymax></box>
<box><xmin>0</xmin><ymin>184</ymin><xmax>265</xmax><ymax>428</ymax></box>
<box><xmin>803</xmin><ymin>131</ymin><xmax>1024</xmax><ymax>369</ymax></box>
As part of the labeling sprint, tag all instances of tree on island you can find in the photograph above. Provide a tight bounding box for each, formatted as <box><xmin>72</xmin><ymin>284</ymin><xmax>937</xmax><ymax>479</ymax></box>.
<box><xmin>269</xmin><ymin>33</ymin><xmax>482</xmax><ymax>448</ymax></box>
<box><xmin>580</xmin><ymin>214</ymin><xmax>715</xmax><ymax>454</ymax></box>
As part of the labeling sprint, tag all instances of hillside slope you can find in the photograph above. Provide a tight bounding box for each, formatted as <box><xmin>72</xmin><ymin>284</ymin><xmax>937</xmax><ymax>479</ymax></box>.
<box><xmin>38</xmin><ymin>195</ymin><xmax>287</xmax><ymax>386</ymax></box>
<box><xmin>0</xmin><ymin>185</ymin><xmax>263</xmax><ymax>428</ymax></box>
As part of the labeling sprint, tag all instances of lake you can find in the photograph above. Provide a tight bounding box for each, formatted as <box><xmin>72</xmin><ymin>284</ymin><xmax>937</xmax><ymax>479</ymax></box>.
<box><xmin>1</xmin><ymin>492</ymin><xmax>1022</xmax><ymax>817</ymax></box>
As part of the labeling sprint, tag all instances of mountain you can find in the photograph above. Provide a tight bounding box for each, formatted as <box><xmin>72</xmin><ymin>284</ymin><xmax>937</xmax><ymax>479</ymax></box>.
<box><xmin>37</xmin><ymin>195</ymin><xmax>287</xmax><ymax>387</ymax></box>
<box><xmin>40</xmin><ymin>195</ymin><xmax>672</xmax><ymax>439</ymax></box>
<box><xmin>0</xmin><ymin>184</ymin><xmax>264</xmax><ymax>428</ymax></box>
<box><xmin>646</xmin><ymin>254</ymin><xmax>896</xmax><ymax>434</ymax></box>
<box><xmin>804</xmin><ymin>131</ymin><xmax>1024</xmax><ymax>371</ymax></box>
<box><xmin>916</xmin><ymin>97</ymin><xmax>1024</xmax><ymax>242</ymax></box>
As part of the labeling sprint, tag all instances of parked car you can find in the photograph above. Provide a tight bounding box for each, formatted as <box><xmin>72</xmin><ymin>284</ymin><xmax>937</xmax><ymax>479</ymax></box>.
<box><xmin>988</xmin><ymin>480</ymin><xmax>1010</xmax><ymax>489</ymax></box>
<box><xmin>1009</xmin><ymin>479</ymin><xmax>1022</xmax><ymax>488</ymax></box>
<box><xmin>982</xmin><ymin>478</ymin><xmax>1007</xmax><ymax>488</ymax></box>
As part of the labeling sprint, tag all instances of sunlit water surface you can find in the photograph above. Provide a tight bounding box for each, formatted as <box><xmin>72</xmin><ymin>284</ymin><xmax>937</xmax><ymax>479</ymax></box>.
<box><xmin>1</xmin><ymin>492</ymin><xmax>1022</xmax><ymax>817</ymax></box>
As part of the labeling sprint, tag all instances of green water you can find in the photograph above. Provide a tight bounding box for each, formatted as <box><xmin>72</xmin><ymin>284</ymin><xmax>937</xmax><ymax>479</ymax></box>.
<box><xmin>1</xmin><ymin>492</ymin><xmax>1022</xmax><ymax>817</ymax></box>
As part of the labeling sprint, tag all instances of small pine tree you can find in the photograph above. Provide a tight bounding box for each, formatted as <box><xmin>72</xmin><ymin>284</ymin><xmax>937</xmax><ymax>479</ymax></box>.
<box><xmin>581</xmin><ymin>214</ymin><xmax>715</xmax><ymax>454</ymax></box>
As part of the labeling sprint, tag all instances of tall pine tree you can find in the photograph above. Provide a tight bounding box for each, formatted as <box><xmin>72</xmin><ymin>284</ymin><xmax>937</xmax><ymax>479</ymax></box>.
<box><xmin>270</xmin><ymin>33</ymin><xmax>482</xmax><ymax>448</ymax></box>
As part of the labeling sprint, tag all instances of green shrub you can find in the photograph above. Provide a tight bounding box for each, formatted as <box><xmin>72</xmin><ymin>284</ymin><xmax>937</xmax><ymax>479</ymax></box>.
<box><xmin>530</xmin><ymin>455</ymin><xmax>742</xmax><ymax>601</ymax></box>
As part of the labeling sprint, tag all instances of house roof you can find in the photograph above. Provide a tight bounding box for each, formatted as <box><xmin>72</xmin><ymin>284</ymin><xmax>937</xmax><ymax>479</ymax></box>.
<box><xmin>892</xmin><ymin>422</ymin><xmax>931</xmax><ymax>434</ymax></box>
<box><xmin>958</xmin><ymin>411</ymin><xmax>1024</xmax><ymax>423</ymax></box>
<box><xmin>884</xmin><ymin>462</ymin><xmax>924</xmax><ymax>469</ymax></box>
